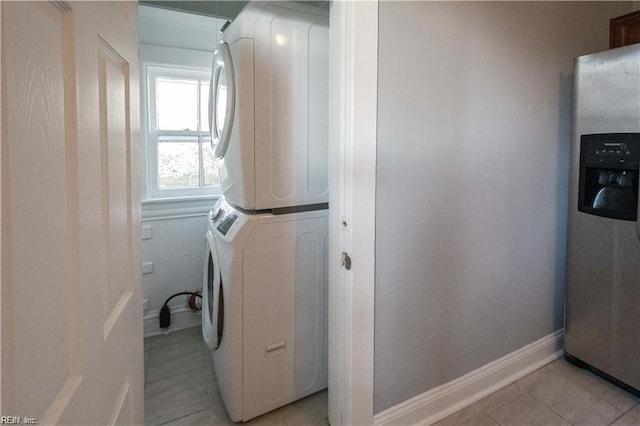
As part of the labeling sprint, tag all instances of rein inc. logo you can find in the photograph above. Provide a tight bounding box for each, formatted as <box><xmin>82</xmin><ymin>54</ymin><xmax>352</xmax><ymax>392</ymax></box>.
<box><xmin>1</xmin><ymin>417</ymin><xmax>36</xmax><ymax>425</ymax></box>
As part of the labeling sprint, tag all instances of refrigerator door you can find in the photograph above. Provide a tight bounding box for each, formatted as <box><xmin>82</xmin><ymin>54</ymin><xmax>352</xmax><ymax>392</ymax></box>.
<box><xmin>566</xmin><ymin>44</ymin><xmax>640</xmax><ymax>393</ymax></box>
<box><xmin>210</xmin><ymin>40</ymin><xmax>236</xmax><ymax>159</ymax></box>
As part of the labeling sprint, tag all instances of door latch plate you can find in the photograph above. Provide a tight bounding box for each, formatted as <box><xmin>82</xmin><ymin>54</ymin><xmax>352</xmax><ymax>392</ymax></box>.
<box><xmin>342</xmin><ymin>252</ymin><xmax>352</xmax><ymax>270</ymax></box>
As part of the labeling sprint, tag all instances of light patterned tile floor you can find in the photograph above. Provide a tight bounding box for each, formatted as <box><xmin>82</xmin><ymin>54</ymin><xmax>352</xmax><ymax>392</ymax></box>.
<box><xmin>144</xmin><ymin>327</ymin><xmax>328</xmax><ymax>425</ymax></box>
<box><xmin>436</xmin><ymin>359</ymin><xmax>640</xmax><ymax>426</ymax></box>
<box><xmin>146</xmin><ymin>328</ymin><xmax>640</xmax><ymax>425</ymax></box>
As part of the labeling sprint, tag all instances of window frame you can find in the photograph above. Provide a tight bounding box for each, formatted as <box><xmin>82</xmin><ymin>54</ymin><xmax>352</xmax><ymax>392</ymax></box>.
<box><xmin>145</xmin><ymin>65</ymin><xmax>219</xmax><ymax>199</ymax></box>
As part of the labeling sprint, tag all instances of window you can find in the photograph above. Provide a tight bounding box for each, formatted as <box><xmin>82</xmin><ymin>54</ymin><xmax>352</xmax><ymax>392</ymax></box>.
<box><xmin>146</xmin><ymin>66</ymin><xmax>222</xmax><ymax>198</ymax></box>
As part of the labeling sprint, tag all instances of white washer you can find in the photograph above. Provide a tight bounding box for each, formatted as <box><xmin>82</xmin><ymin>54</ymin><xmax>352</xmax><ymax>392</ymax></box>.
<box><xmin>209</xmin><ymin>2</ymin><xmax>329</xmax><ymax>211</ymax></box>
<box><xmin>202</xmin><ymin>197</ymin><xmax>328</xmax><ymax>422</ymax></box>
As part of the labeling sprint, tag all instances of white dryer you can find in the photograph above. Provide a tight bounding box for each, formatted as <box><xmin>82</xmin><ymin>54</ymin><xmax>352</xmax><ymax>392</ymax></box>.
<box><xmin>209</xmin><ymin>2</ymin><xmax>329</xmax><ymax>211</ymax></box>
<box><xmin>202</xmin><ymin>197</ymin><xmax>328</xmax><ymax>422</ymax></box>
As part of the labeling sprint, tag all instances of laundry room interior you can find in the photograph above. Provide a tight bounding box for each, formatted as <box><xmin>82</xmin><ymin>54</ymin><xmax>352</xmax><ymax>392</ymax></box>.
<box><xmin>136</xmin><ymin>1</ymin><xmax>640</xmax><ymax>425</ymax></box>
<box><xmin>3</xmin><ymin>1</ymin><xmax>640</xmax><ymax>425</ymax></box>
<box><xmin>139</xmin><ymin>2</ymin><xmax>331</xmax><ymax>424</ymax></box>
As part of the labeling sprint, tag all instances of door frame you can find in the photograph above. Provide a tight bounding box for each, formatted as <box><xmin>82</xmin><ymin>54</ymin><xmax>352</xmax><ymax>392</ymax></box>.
<box><xmin>328</xmin><ymin>1</ymin><xmax>378</xmax><ymax>424</ymax></box>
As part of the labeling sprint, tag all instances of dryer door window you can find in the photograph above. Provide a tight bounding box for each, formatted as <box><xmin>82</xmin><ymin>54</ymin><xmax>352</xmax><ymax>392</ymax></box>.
<box><xmin>209</xmin><ymin>40</ymin><xmax>235</xmax><ymax>159</ymax></box>
<box><xmin>213</xmin><ymin>67</ymin><xmax>227</xmax><ymax>140</ymax></box>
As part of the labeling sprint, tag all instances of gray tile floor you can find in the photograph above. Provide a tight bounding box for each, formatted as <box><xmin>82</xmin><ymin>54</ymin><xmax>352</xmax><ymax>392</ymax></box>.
<box><xmin>435</xmin><ymin>358</ymin><xmax>640</xmax><ymax>426</ymax></box>
<box><xmin>144</xmin><ymin>327</ymin><xmax>328</xmax><ymax>425</ymax></box>
<box><xmin>145</xmin><ymin>328</ymin><xmax>640</xmax><ymax>426</ymax></box>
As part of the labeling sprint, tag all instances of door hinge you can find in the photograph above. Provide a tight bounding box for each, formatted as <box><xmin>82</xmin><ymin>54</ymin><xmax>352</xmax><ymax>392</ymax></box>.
<box><xmin>342</xmin><ymin>252</ymin><xmax>352</xmax><ymax>270</ymax></box>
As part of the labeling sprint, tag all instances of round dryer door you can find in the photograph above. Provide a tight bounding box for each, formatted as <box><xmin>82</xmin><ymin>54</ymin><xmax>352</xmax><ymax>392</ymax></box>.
<box><xmin>202</xmin><ymin>230</ymin><xmax>224</xmax><ymax>350</ymax></box>
<box><xmin>209</xmin><ymin>40</ymin><xmax>235</xmax><ymax>159</ymax></box>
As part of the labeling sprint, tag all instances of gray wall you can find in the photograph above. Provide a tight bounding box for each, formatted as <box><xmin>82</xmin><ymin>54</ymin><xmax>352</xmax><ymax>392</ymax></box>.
<box><xmin>375</xmin><ymin>1</ymin><xmax>634</xmax><ymax>413</ymax></box>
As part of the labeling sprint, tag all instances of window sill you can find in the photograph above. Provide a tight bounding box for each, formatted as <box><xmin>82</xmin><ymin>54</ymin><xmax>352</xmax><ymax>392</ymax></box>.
<box><xmin>142</xmin><ymin>194</ymin><xmax>220</xmax><ymax>221</ymax></box>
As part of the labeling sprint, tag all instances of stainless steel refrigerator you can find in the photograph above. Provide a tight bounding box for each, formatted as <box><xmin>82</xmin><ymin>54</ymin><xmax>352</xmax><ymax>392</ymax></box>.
<box><xmin>565</xmin><ymin>43</ymin><xmax>640</xmax><ymax>395</ymax></box>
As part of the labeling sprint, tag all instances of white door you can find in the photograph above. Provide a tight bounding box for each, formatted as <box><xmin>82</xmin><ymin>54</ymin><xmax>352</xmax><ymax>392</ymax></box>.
<box><xmin>1</xmin><ymin>2</ymin><xmax>143</xmax><ymax>424</ymax></box>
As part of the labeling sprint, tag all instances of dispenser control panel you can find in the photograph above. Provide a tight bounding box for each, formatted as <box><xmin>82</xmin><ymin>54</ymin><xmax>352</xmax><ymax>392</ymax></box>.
<box><xmin>581</xmin><ymin>133</ymin><xmax>640</xmax><ymax>167</ymax></box>
<box><xmin>579</xmin><ymin>133</ymin><xmax>640</xmax><ymax>221</ymax></box>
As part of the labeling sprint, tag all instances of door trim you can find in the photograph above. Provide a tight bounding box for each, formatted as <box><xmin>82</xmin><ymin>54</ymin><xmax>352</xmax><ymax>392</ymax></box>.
<box><xmin>328</xmin><ymin>1</ymin><xmax>378</xmax><ymax>424</ymax></box>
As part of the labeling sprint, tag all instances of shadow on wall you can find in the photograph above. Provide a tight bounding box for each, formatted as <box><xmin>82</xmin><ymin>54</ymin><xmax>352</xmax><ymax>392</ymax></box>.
<box><xmin>138</xmin><ymin>1</ymin><xmax>329</xmax><ymax>19</ymax></box>
<box><xmin>555</xmin><ymin>72</ymin><xmax>574</xmax><ymax>332</ymax></box>
<box><xmin>139</xmin><ymin>1</ymin><xmax>248</xmax><ymax>19</ymax></box>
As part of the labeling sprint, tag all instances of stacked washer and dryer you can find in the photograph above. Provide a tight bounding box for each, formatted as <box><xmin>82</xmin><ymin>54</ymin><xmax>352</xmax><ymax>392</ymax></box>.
<box><xmin>201</xmin><ymin>2</ymin><xmax>329</xmax><ymax>422</ymax></box>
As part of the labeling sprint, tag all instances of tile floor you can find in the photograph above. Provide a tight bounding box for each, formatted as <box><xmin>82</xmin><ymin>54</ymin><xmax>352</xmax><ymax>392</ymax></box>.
<box><xmin>145</xmin><ymin>327</ymin><xmax>640</xmax><ymax>426</ymax></box>
<box><xmin>144</xmin><ymin>327</ymin><xmax>328</xmax><ymax>425</ymax></box>
<box><xmin>435</xmin><ymin>358</ymin><xmax>640</xmax><ymax>426</ymax></box>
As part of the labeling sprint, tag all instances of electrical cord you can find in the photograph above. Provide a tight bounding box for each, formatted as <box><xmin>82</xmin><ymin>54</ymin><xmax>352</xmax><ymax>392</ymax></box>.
<box><xmin>159</xmin><ymin>291</ymin><xmax>202</xmax><ymax>330</ymax></box>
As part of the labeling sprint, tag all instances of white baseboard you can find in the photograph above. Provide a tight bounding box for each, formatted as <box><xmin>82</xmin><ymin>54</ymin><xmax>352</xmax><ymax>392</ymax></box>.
<box><xmin>374</xmin><ymin>329</ymin><xmax>564</xmax><ymax>426</ymax></box>
<box><xmin>143</xmin><ymin>306</ymin><xmax>202</xmax><ymax>338</ymax></box>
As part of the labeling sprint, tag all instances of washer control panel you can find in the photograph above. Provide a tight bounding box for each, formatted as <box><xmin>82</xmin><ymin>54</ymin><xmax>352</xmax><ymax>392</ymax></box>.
<box><xmin>216</xmin><ymin>212</ymin><xmax>238</xmax><ymax>236</ymax></box>
<box><xmin>208</xmin><ymin>197</ymin><xmax>251</xmax><ymax>241</ymax></box>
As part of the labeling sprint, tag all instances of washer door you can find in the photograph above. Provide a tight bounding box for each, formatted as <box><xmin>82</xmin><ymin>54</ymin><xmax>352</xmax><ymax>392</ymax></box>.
<box><xmin>202</xmin><ymin>230</ymin><xmax>224</xmax><ymax>350</ymax></box>
<box><xmin>208</xmin><ymin>40</ymin><xmax>235</xmax><ymax>159</ymax></box>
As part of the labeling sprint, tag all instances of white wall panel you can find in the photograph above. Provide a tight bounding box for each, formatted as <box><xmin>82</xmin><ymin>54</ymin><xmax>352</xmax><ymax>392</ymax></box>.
<box><xmin>142</xmin><ymin>213</ymin><xmax>210</xmax><ymax>335</ymax></box>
